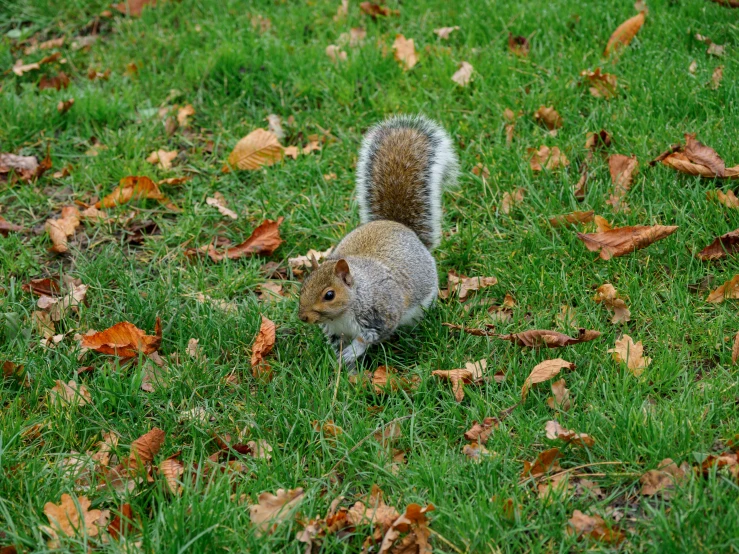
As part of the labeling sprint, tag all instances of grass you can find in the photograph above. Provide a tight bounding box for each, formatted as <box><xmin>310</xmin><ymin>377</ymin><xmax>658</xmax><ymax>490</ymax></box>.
<box><xmin>2</xmin><ymin>0</ymin><xmax>739</xmax><ymax>551</ymax></box>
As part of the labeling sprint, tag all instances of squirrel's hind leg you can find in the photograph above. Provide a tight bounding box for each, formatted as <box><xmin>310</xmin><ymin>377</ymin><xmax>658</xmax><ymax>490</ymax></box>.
<box><xmin>340</xmin><ymin>330</ymin><xmax>381</xmax><ymax>371</ymax></box>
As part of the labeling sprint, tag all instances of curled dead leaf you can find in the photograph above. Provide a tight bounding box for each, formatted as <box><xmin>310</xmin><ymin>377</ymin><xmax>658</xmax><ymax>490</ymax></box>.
<box><xmin>534</xmin><ymin>106</ymin><xmax>562</xmax><ymax>130</ymax></box>
<box><xmin>204</xmin><ymin>218</ymin><xmax>284</xmax><ymax>262</ymax></box>
<box><xmin>567</xmin><ymin>510</ymin><xmax>624</xmax><ymax>544</ymax></box>
<box><xmin>508</xmin><ymin>33</ymin><xmax>530</xmax><ymax>56</ymax></box>
<box><xmin>434</xmin><ymin>26</ymin><xmax>459</xmax><ymax>40</ymax></box>
<box><xmin>547</xmin><ymin>379</ymin><xmax>571</xmax><ymax>411</ymax></box>
<box><xmin>45</xmin><ymin>206</ymin><xmax>80</xmax><ymax>254</ymax></box>
<box><xmin>706</xmin><ymin>275</ymin><xmax>739</xmax><ymax>303</ymax></box>
<box><xmin>577</xmin><ymin>224</ymin><xmax>678</xmax><ymax>260</ymax></box>
<box><xmin>42</xmin><ymin>494</ymin><xmax>105</xmax><ymax>542</ymax></box>
<box><xmin>606</xmin><ymin>154</ymin><xmax>638</xmax><ymax>212</ymax></box>
<box><xmin>371</xmin><ymin>365</ymin><xmax>420</xmax><ymax>393</ymax></box>
<box><xmin>95</xmin><ymin>176</ymin><xmax>169</xmax><ymax>209</ymax></box>
<box><xmin>49</xmin><ymin>380</ymin><xmax>91</xmax><ymax>407</ymax></box>
<box><xmin>593</xmin><ymin>283</ymin><xmax>631</xmax><ymax>323</ymax></box>
<box><xmin>451</xmin><ymin>61</ymin><xmax>474</xmax><ymax>87</ymax></box>
<box><xmin>129</xmin><ymin>427</ymin><xmax>165</xmax><ymax>468</ymax></box>
<box><xmin>81</xmin><ymin>318</ymin><xmax>162</xmax><ymax>358</ymax></box>
<box><xmin>250</xmin><ymin>316</ymin><xmax>276</xmax><ymax>380</ymax></box>
<box><xmin>443</xmin><ymin>271</ymin><xmax>497</xmax><ymax>301</ymax></box>
<box><xmin>226</xmin><ymin>129</ymin><xmax>284</xmax><ymax>171</ymax></box>
<box><xmin>639</xmin><ymin>458</ymin><xmax>688</xmax><ymax>496</ymax></box>
<box><xmin>497</xmin><ymin>328</ymin><xmax>600</xmax><ymax>348</ymax></box>
<box><xmin>432</xmin><ymin>359</ymin><xmax>486</xmax><ymax>402</ymax></box>
<box><xmin>464</xmin><ymin>417</ymin><xmax>498</xmax><ymax>444</ymax></box>
<box><xmin>206</xmin><ymin>192</ymin><xmax>238</xmax><ymax>220</ymax></box>
<box><xmin>528</xmin><ymin>145</ymin><xmax>569</xmax><ymax>171</ymax></box>
<box><xmin>548</xmin><ymin>211</ymin><xmax>594</xmax><ymax>227</ymax></box>
<box><xmin>250</xmin><ymin>488</ymin><xmax>304</xmax><ymax>535</ymax></box>
<box><xmin>545</xmin><ymin>420</ymin><xmax>595</xmax><ymax>447</ymax></box>
<box><xmin>146</xmin><ymin>149</ymin><xmax>178</xmax><ymax>170</ymax></box>
<box><xmin>522</xmin><ymin>447</ymin><xmax>562</xmax><ymax>477</ymax></box>
<box><xmin>605</xmin><ymin>11</ymin><xmax>645</xmax><ymax>57</ymax></box>
<box><xmin>697</xmin><ymin>229</ymin><xmax>739</xmax><ymax>261</ymax></box>
<box><xmin>581</xmin><ymin>68</ymin><xmax>618</xmax><ymax>99</ymax></box>
<box><xmin>522</xmin><ymin>358</ymin><xmax>574</xmax><ymax>399</ymax></box>
<box><xmin>608</xmin><ymin>334</ymin><xmax>651</xmax><ymax>376</ymax></box>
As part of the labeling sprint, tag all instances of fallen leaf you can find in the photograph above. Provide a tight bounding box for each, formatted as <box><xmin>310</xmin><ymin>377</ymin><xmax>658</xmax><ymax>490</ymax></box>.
<box><xmin>57</xmin><ymin>99</ymin><xmax>74</xmax><ymax>114</ymax></box>
<box><xmin>146</xmin><ymin>149</ymin><xmax>178</xmax><ymax>170</ymax></box>
<box><xmin>24</xmin><ymin>37</ymin><xmax>65</xmax><ymax>55</ymax></box>
<box><xmin>442</xmin><ymin>322</ymin><xmax>497</xmax><ymax>336</ymax></box>
<box><xmin>534</xmin><ymin>106</ymin><xmax>562</xmax><ymax>130</ymax></box>
<box><xmin>432</xmin><ymin>359</ymin><xmax>486</xmax><ymax>402</ymax></box>
<box><xmin>0</xmin><ymin>153</ymin><xmax>39</xmax><ymax>181</ymax></box>
<box><xmin>711</xmin><ymin>65</ymin><xmax>724</xmax><ymax>89</ymax></box>
<box><xmin>12</xmin><ymin>59</ymin><xmax>40</xmax><ymax>76</ymax></box>
<box><xmin>497</xmin><ymin>329</ymin><xmax>600</xmax><ymax>348</ymax></box>
<box><xmin>733</xmin><ymin>331</ymin><xmax>739</xmax><ymax>364</ymax></box>
<box><xmin>581</xmin><ymin>68</ymin><xmax>618</xmax><ymax>99</ymax></box>
<box><xmin>462</xmin><ymin>442</ymin><xmax>491</xmax><ymax>462</ymax></box>
<box><xmin>508</xmin><ymin>34</ymin><xmax>530</xmax><ymax>57</ymax></box>
<box><xmin>451</xmin><ymin>61</ymin><xmax>473</xmax><ymax>86</ymax></box>
<box><xmin>689</xmin><ymin>59</ymin><xmax>698</xmax><ymax>74</ymax></box>
<box><xmin>87</xmin><ymin>68</ymin><xmax>111</xmax><ymax>81</ymax></box>
<box><xmin>567</xmin><ymin>510</ymin><xmax>624</xmax><ymax>544</ymax></box>
<box><xmin>250</xmin><ymin>315</ymin><xmax>276</xmax><ymax>380</ymax></box>
<box><xmin>548</xmin><ymin>211</ymin><xmax>595</xmax><ymax>227</ymax></box>
<box><xmin>547</xmin><ymin>379</ymin><xmax>571</xmax><ymax>411</ymax></box>
<box><xmin>81</xmin><ymin>318</ymin><xmax>162</xmax><ymax>358</ymax></box>
<box><xmin>33</xmin><ymin>311</ymin><xmax>55</xmax><ymax>339</ymax></box>
<box><xmin>159</xmin><ymin>457</ymin><xmax>185</xmax><ymax>495</ymax></box>
<box><xmin>654</xmin><ymin>134</ymin><xmax>739</xmax><ymax>179</ymax></box>
<box><xmin>522</xmin><ymin>358</ymin><xmax>574</xmax><ymax>399</ymax></box>
<box><xmin>577</xmin><ymin>224</ymin><xmax>678</xmax><ymax>260</ymax></box>
<box><xmin>128</xmin><ymin>427</ymin><xmax>165</xmax><ymax>468</ymax></box>
<box><xmin>360</xmin><ymin>2</ymin><xmax>395</xmax><ymax>18</ymax></box>
<box><xmin>250</xmin><ymin>14</ymin><xmax>272</xmax><ymax>33</ymax></box>
<box><xmin>697</xmin><ymin>229</ymin><xmax>739</xmax><ymax>260</ymax></box>
<box><xmin>176</xmin><ymin>104</ymin><xmax>195</xmax><ymax>127</ymax></box>
<box><xmin>36</xmin><ymin>282</ymin><xmax>87</xmax><ymax>322</ymax></box>
<box><xmin>378</xmin><ymin>503</ymin><xmax>434</xmax><ymax>554</ymax></box>
<box><xmin>608</xmin><ymin>334</ymin><xmax>651</xmax><ymax>376</ymax></box>
<box><xmin>42</xmin><ymin>494</ymin><xmax>104</xmax><ymax>542</ymax></box>
<box><xmin>288</xmin><ymin>247</ymin><xmax>333</xmax><ymax>274</ymax></box>
<box><xmin>0</xmin><ymin>215</ymin><xmax>26</xmax><ymax>236</ymax></box>
<box><xmin>593</xmin><ymin>283</ymin><xmax>631</xmax><ymax>323</ymax></box>
<box><xmin>45</xmin><ymin>206</ymin><xmax>80</xmax><ymax>254</ymax></box>
<box><xmin>39</xmin><ymin>72</ymin><xmax>71</xmax><ymax>90</ymax></box>
<box><xmin>586</xmin><ymin>130</ymin><xmax>612</xmax><ymax>150</ymax></box>
<box><xmin>434</xmin><ymin>26</ymin><xmax>459</xmax><ymax>40</ymax></box>
<box><xmin>501</xmin><ymin>188</ymin><xmax>525</xmax><ymax>214</ymax></box>
<box><xmin>312</xmin><ymin>420</ymin><xmax>343</xmax><ymax>437</ymax></box>
<box><xmin>528</xmin><ymin>145</ymin><xmax>569</xmax><ymax>171</ymax></box>
<box><xmin>392</xmin><ymin>35</ymin><xmax>417</xmax><ymax>70</ymax></box>
<box><xmin>472</xmin><ymin>163</ymin><xmax>490</xmax><ymax>179</ymax></box>
<box><xmin>522</xmin><ymin>447</ymin><xmax>562</xmax><ymax>477</ymax></box>
<box><xmin>708</xmin><ymin>190</ymin><xmax>739</xmax><ymax>209</ymax></box>
<box><xmin>639</xmin><ymin>458</ymin><xmax>688</xmax><ymax>496</ymax></box>
<box><xmin>605</xmin><ymin>11</ymin><xmax>645</xmax><ymax>57</ymax></box>
<box><xmin>107</xmin><ymin>503</ymin><xmax>135</xmax><ymax>540</ymax></box>
<box><xmin>595</xmin><ymin>216</ymin><xmax>614</xmax><ymax>231</ymax></box>
<box><xmin>302</xmin><ymin>139</ymin><xmax>321</xmax><ymax>155</ymax></box>
<box><xmin>371</xmin><ymin>365</ymin><xmax>420</xmax><ymax>393</ymax></box>
<box><xmin>250</xmin><ymin>488</ymin><xmax>304</xmax><ymax>535</ymax></box>
<box><xmin>606</xmin><ymin>154</ymin><xmax>638</xmax><ymax>212</ymax></box>
<box><xmin>206</xmin><ymin>192</ymin><xmax>238</xmax><ymax>220</ymax></box>
<box><xmin>226</xmin><ymin>129</ymin><xmax>284</xmax><ymax>171</ymax></box>
<box><xmin>113</xmin><ymin>0</ymin><xmax>156</xmax><ymax>16</ymax></box>
<box><xmin>23</xmin><ymin>278</ymin><xmax>61</xmax><ymax>297</ymax></box>
<box><xmin>326</xmin><ymin>44</ymin><xmax>347</xmax><ymax>63</ymax></box>
<box><xmin>706</xmin><ymin>275</ymin><xmax>739</xmax><ymax>303</ymax></box>
<box><xmin>444</xmin><ymin>271</ymin><xmax>497</xmax><ymax>301</ymax></box>
<box><xmin>205</xmin><ymin>218</ymin><xmax>283</xmax><ymax>262</ymax></box>
<box><xmin>545</xmin><ymin>420</ymin><xmax>595</xmax><ymax>447</ymax></box>
<box><xmin>158</xmin><ymin>176</ymin><xmax>191</xmax><ymax>186</ymax></box>
<box><xmin>49</xmin><ymin>380</ymin><xmax>91</xmax><ymax>407</ymax></box>
<box><xmin>95</xmin><ymin>176</ymin><xmax>168</xmax><ymax>209</ymax></box>
<box><xmin>464</xmin><ymin>417</ymin><xmax>498</xmax><ymax>444</ymax></box>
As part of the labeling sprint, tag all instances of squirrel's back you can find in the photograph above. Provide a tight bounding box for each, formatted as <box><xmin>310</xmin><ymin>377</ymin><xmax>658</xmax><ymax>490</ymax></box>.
<box><xmin>355</xmin><ymin>115</ymin><xmax>458</xmax><ymax>250</ymax></box>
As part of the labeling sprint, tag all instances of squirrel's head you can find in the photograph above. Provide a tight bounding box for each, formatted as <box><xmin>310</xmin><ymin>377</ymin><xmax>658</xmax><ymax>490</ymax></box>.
<box><xmin>298</xmin><ymin>259</ymin><xmax>353</xmax><ymax>324</ymax></box>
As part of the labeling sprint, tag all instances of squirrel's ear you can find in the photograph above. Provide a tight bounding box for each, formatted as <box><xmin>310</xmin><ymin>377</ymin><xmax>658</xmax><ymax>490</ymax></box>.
<box><xmin>309</xmin><ymin>253</ymin><xmax>319</xmax><ymax>271</ymax></box>
<box><xmin>334</xmin><ymin>259</ymin><xmax>353</xmax><ymax>286</ymax></box>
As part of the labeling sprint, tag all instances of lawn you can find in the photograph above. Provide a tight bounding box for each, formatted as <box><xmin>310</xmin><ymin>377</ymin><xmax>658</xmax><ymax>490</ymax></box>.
<box><xmin>2</xmin><ymin>0</ymin><xmax>739</xmax><ymax>552</ymax></box>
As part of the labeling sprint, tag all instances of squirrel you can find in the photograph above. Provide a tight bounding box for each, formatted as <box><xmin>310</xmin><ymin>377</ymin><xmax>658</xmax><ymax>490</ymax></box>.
<box><xmin>298</xmin><ymin>114</ymin><xmax>459</xmax><ymax>368</ymax></box>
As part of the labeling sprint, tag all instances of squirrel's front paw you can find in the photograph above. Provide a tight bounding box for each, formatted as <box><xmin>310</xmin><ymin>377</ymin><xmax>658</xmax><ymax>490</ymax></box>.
<box><xmin>339</xmin><ymin>346</ymin><xmax>357</xmax><ymax>370</ymax></box>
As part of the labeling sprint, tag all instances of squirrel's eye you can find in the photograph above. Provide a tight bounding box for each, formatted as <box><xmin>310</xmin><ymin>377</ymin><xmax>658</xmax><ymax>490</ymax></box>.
<box><xmin>324</xmin><ymin>290</ymin><xmax>335</xmax><ymax>301</ymax></box>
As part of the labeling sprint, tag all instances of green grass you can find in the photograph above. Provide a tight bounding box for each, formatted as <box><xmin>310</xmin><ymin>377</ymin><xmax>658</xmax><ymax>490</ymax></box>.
<box><xmin>2</xmin><ymin>0</ymin><xmax>739</xmax><ymax>552</ymax></box>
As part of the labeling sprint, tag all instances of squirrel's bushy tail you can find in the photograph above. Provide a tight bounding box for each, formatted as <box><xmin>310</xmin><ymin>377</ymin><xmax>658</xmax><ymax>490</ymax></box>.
<box><xmin>355</xmin><ymin>114</ymin><xmax>458</xmax><ymax>250</ymax></box>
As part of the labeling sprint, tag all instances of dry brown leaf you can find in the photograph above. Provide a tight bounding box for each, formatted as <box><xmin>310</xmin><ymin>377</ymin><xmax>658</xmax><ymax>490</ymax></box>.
<box><xmin>711</xmin><ymin>65</ymin><xmax>724</xmax><ymax>89</ymax></box>
<box><xmin>497</xmin><ymin>329</ymin><xmax>600</xmax><ymax>348</ymax></box>
<box><xmin>36</xmin><ymin>282</ymin><xmax>87</xmax><ymax>322</ymax></box>
<box><xmin>128</xmin><ymin>427</ymin><xmax>165</xmax><ymax>470</ymax></box>
<box><xmin>501</xmin><ymin>188</ymin><xmax>525</xmax><ymax>214</ymax></box>
<box><xmin>545</xmin><ymin>420</ymin><xmax>595</xmax><ymax>447</ymax></box>
<box><xmin>359</xmin><ymin>2</ymin><xmax>395</xmax><ymax>18</ymax></box>
<box><xmin>508</xmin><ymin>34</ymin><xmax>530</xmax><ymax>57</ymax></box>
<box><xmin>39</xmin><ymin>71</ymin><xmax>70</xmax><ymax>91</ymax></box>
<box><xmin>581</xmin><ymin>68</ymin><xmax>618</xmax><ymax>99</ymax></box>
<box><xmin>81</xmin><ymin>318</ymin><xmax>162</xmax><ymax>358</ymax></box>
<box><xmin>608</xmin><ymin>334</ymin><xmax>651</xmax><ymax>376</ymax></box>
<box><xmin>451</xmin><ymin>61</ymin><xmax>473</xmax><ymax>87</ymax></box>
<box><xmin>472</xmin><ymin>163</ymin><xmax>490</xmax><ymax>179</ymax></box>
<box><xmin>706</xmin><ymin>275</ymin><xmax>739</xmax><ymax>303</ymax></box>
<box><xmin>250</xmin><ymin>488</ymin><xmax>304</xmax><ymax>535</ymax></box>
<box><xmin>534</xmin><ymin>106</ymin><xmax>562</xmax><ymax>130</ymax></box>
<box><xmin>113</xmin><ymin>0</ymin><xmax>156</xmax><ymax>16</ymax></box>
<box><xmin>57</xmin><ymin>98</ymin><xmax>74</xmax><ymax>114</ymax></box>
<box><xmin>733</xmin><ymin>331</ymin><xmax>739</xmax><ymax>364</ymax></box>
<box><xmin>0</xmin><ymin>215</ymin><xmax>26</xmax><ymax>236</ymax></box>
<box><xmin>445</xmin><ymin>271</ymin><xmax>497</xmax><ymax>301</ymax></box>
<box><xmin>96</xmin><ymin>176</ymin><xmax>168</xmax><ymax>209</ymax></box>
<box><xmin>605</xmin><ymin>11</ymin><xmax>645</xmax><ymax>56</ymax></box>
<box><xmin>639</xmin><ymin>458</ymin><xmax>688</xmax><ymax>496</ymax></box>
<box><xmin>708</xmin><ymin>190</ymin><xmax>739</xmax><ymax>209</ymax></box>
<box><xmin>567</xmin><ymin>510</ymin><xmax>624</xmax><ymax>544</ymax></box>
<box><xmin>206</xmin><ymin>192</ymin><xmax>238</xmax><ymax>220</ymax></box>
<box><xmin>594</xmin><ymin>215</ymin><xmax>612</xmax><ymax>232</ymax></box>
<box><xmin>23</xmin><ymin>277</ymin><xmax>61</xmax><ymax>296</ymax></box>
<box><xmin>33</xmin><ymin>311</ymin><xmax>55</xmax><ymax>339</ymax></box>
<box><xmin>655</xmin><ymin>134</ymin><xmax>739</xmax><ymax>179</ymax></box>
<box><xmin>49</xmin><ymin>380</ymin><xmax>91</xmax><ymax>407</ymax></box>
<box><xmin>606</xmin><ymin>154</ymin><xmax>638</xmax><ymax>212</ymax></box>
<box><xmin>45</xmin><ymin>206</ymin><xmax>80</xmax><ymax>254</ymax></box>
<box><xmin>250</xmin><ymin>14</ymin><xmax>272</xmax><ymax>33</ymax></box>
<box><xmin>158</xmin><ymin>176</ymin><xmax>191</xmax><ymax>186</ymax></box>
<box><xmin>226</xmin><ymin>129</ymin><xmax>283</xmax><ymax>171</ymax></box>
<box><xmin>250</xmin><ymin>315</ymin><xmax>276</xmax><ymax>380</ymax></box>
<box><xmin>585</xmin><ymin>130</ymin><xmax>612</xmax><ymax>150</ymax></box>
<box><xmin>288</xmin><ymin>247</ymin><xmax>333</xmax><ymax>275</ymax></box>
<box><xmin>146</xmin><ymin>149</ymin><xmax>178</xmax><ymax>170</ymax></box>
<box><xmin>312</xmin><ymin>420</ymin><xmax>344</xmax><ymax>437</ymax></box>
<box><xmin>205</xmin><ymin>218</ymin><xmax>284</xmax><ymax>262</ymax></box>
<box><xmin>593</xmin><ymin>283</ymin><xmax>631</xmax><ymax>323</ymax></box>
<box><xmin>42</xmin><ymin>494</ymin><xmax>105</xmax><ymax>541</ymax></box>
<box><xmin>547</xmin><ymin>379</ymin><xmax>571</xmax><ymax>411</ymax></box>
<box><xmin>548</xmin><ymin>211</ymin><xmax>595</xmax><ymax>227</ymax></box>
<box><xmin>159</xmin><ymin>457</ymin><xmax>185</xmax><ymax>495</ymax></box>
<box><xmin>577</xmin><ymin>224</ymin><xmax>678</xmax><ymax>260</ymax></box>
<box><xmin>24</xmin><ymin>37</ymin><xmax>65</xmax><ymax>55</ymax></box>
<box><xmin>697</xmin><ymin>229</ymin><xmax>739</xmax><ymax>261</ymax></box>
<box><xmin>434</xmin><ymin>26</ymin><xmax>459</xmax><ymax>40</ymax></box>
<box><xmin>432</xmin><ymin>359</ymin><xmax>486</xmax><ymax>402</ymax></box>
<box><xmin>371</xmin><ymin>365</ymin><xmax>420</xmax><ymax>393</ymax></box>
<box><xmin>522</xmin><ymin>358</ymin><xmax>574</xmax><ymax>399</ymax></box>
<box><xmin>392</xmin><ymin>35</ymin><xmax>417</xmax><ymax>70</ymax></box>
<box><xmin>177</xmin><ymin>104</ymin><xmax>195</xmax><ymax>127</ymax></box>
<box><xmin>522</xmin><ymin>447</ymin><xmax>562</xmax><ymax>477</ymax></box>
<box><xmin>463</xmin><ymin>417</ymin><xmax>498</xmax><ymax>444</ymax></box>
<box><xmin>326</xmin><ymin>44</ymin><xmax>347</xmax><ymax>63</ymax></box>
<box><xmin>462</xmin><ymin>442</ymin><xmax>491</xmax><ymax>462</ymax></box>
<box><xmin>442</xmin><ymin>322</ymin><xmax>497</xmax><ymax>337</ymax></box>
<box><xmin>378</xmin><ymin>503</ymin><xmax>434</xmax><ymax>554</ymax></box>
<box><xmin>107</xmin><ymin>503</ymin><xmax>135</xmax><ymax>540</ymax></box>
<box><xmin>528</xmin><ymin>145</ymin><xmax>569</xmax><ymax>171</ymax></box>
<box><xmin>0</xmin><ymin>153</ymin><xmax>40</xmax><ymax>181</ymax></box>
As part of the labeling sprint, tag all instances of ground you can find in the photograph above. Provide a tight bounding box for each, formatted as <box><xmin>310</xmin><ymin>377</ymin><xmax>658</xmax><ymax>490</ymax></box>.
<box><xmin>2</xmin><ymin>0</ymin><xmax>739</xmax><ymax>552</ymax></box>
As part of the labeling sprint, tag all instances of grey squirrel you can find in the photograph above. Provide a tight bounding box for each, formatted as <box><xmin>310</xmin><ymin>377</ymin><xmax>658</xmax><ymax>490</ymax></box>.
<box><xmin>297</xmin><ymin>114</ymin><xmax>459</xmax><ymax>367</ymax></box>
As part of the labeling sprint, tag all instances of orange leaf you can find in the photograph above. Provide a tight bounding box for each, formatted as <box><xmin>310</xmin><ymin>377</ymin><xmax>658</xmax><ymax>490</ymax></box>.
<box><xmin>577</xmin><ymin>224</ymin><xmax>678</xmax><ymax>260</ymax></box>
<box><xmin>45</xmin><ymin>206</ymin><xmax>80</xmax><ymax>254</ymax></box>
<box><xmin>534</xmin><ymin>106</ymin><xmax>562</xmax><ymax>130</ymax></box>
<box><xmin>497</xmin><ymin>329</ymin><xmax>600</xmax><ymax>348</ymax></box>
<box><xmin>463</xmin><ymin>417</ymin><xmax>498</xmax><ymax>444</ymax></box>
<box><xmin>250</xmin><ymin>315</ymin><xmax>276</xmax><ymax>371</ymax></box>
<box><xmin>697</xmin><ymin>229</ymin><xmax>739</xmax><ymax>260</ymax></box>
<box><xmin>392</xmin><ymin>35</ymin><xmax>417</xmax><ymax>70</ymax></box>
<box><xmin>567</xmin><ymin>510</ymin><xmax>624</xmax><ymax>544</ymax></box>
<box><xmin>129</xmin><ymin>427</ymin><xmax>165</xmax><ymax>467</ymax></box>
<box><xmin>113</xmin><ymin>0</ymin><xmax>156</xmax><ymax>17</ymax></box>
<box><xmin>432</xmin><ymin>359</ymin><xmax>486</xmax><ymax>402</ymax></box>
<box><xmin>81</xmin><ymin>318</ymin><xmax>162</xmax><ymax>358</ymax></box>
<box><xmin>108</xmin><ymin>503</ymin><xmax>135</xmax><ymax>540</ymax></box>
<box><xmin>95</xmin><ymin>176</ymin><xmax>167</xmax><ymax>209</ymax></box>
<box><xmin>548</xmin><ymin>211</ymin><xmax>595</xmax><ymax>227</ymax></box>
<box><xmin>706</xmin><ymin>275</ymin><xmax>739</xmax><ymax>303</ymax></box>
<box><xmin>528</xmin><ymin>145</ymin><xmax>569</xmax><ymax>171</ymax></box>
<box><xmin>521</xmin><ymin>358</ymin><xmax>574</xmax><ymax>399</ymax></box>
<box><xmin>522</xmin><ymin>447</ymin><xmax>562</xmax><ymax>477</ymax></box>
<box><xmin>226</xmin><ymin>129</ymin><xmax>283</xmax><ymax>170</ymax></box>
<box><xmin>206</xmin><ymin>218</ymin><xmax>284</xmax><ymax>261</ymax></box>
<box><xmin>605</xmin><ymin>11</ymin><xmax>645</xmax><ymax>57</ymax></box>
<box><xmin>545</xmin><ymin>420</ymin><xmax>595</xmax><ymax>447</ymax></box>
